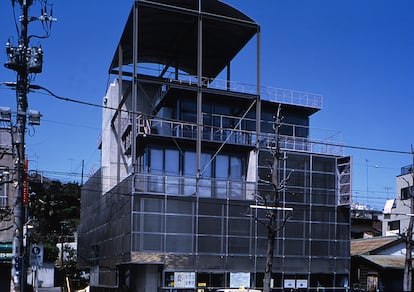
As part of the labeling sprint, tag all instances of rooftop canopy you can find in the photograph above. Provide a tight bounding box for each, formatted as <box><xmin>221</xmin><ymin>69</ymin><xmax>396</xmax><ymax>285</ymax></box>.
<box><xmin>109</xmin><ymin>0</ymin><xmax>259</xmax><ymax>79</ymax></box>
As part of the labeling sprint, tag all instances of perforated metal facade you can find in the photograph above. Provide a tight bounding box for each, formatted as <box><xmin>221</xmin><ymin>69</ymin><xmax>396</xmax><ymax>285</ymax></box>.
<box><xmin>78</xmin><ymin>1</ymin><xmax>351</xmax><ymax>291</ymax></box>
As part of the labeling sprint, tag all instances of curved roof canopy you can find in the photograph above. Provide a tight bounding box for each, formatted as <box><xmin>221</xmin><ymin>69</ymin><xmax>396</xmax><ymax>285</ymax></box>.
<box><xmin>109</xmin><ymin>0</ymin><xmax>259</xmax><ymax>78</ymax></box>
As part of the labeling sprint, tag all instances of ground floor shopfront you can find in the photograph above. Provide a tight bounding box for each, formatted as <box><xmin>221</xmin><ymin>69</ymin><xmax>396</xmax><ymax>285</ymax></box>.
<box><xmin>88</xmin><ymin>263</ymin><xmax>350</xmax><ymax>292</ymax></box>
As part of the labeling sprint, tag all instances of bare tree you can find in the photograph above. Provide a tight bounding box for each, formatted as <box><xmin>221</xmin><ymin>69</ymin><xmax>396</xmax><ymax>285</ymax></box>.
<box><xmin>253</xmin><ymin>105</ymin><xmax>292</xmax><ymax>292</ymax></box>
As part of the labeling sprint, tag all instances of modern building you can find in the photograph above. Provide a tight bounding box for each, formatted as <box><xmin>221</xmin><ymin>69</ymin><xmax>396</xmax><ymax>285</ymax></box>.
<box><xmin>0</xmin><ymin>126</ymin><xmax>14</xmax><ymax>291</ymax></box>
<box><xmin>382</xmin><ymin>164</ymin><xmax>413</xmax><ymax>236</ymax></box>
<box><xmin>78</xmin><ymin>1</ymin><xmax>352</xmax><ymax>291</ymax></box>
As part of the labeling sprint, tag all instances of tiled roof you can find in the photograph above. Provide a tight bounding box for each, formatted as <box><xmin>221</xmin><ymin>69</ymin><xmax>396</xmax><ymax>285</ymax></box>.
<box><xmin>351</xmin><ymin>236</ymin><xmax>401</xmax><ymax>256</ymax></box>
<box><xmin>360</xmin><ymin>255</ymin><xmax>406</xmax><ymax>269</ymax></box>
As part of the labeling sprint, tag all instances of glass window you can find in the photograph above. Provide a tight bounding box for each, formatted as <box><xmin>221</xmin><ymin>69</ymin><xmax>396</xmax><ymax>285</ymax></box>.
<box><xmin>165</xmin><ymin>149</ymin><xmax>180</xmax><ymax>195</ymax></box>
<box><xmin>230</xmin><ymin>156</ymin><xmax>242</xmax><ymax>179</ymax></box>
<box><xmin>401</xmin><ymin>186</ymin><xmax>413</xmax><ymax>200</ymax></box>
<box><xmin>149</xmin><ymin>148</ymin><xmax>164</xmax><ymax>192</ymax></box>
<box><xmin>184</xmin><ymin>152</ymin><xmax>197</xmax><ymax>195</ymax></box>
<box><xmin>165</xmin><ymin>149</ymin><xmax>179</xmax><ymax>175</ymax></box>
<box><xmin>150</xmin><ymin>149</ymin><xmax>163</xmax><ymax>173</ymax></box>
<box><xmin>200</xmin><ymin>153</ymin><xmax>212</xmax><ymax>177</ymax></box>
<box><xmin>215</xmin><ymin>155</ymin><xmax>229</xmax><ymax>198</ymax></box>
<box><xmin>184</xmin><ymin>152</ymin><xmax>196</xmax><ymax>176</ymax></box>
<box><xmin>388</xmin><ymin>220</ymin><xmax>400</xmax><ymax>231</ymax></box>
<box><xmin>200</xmin><ymin>153</ymin><xmax>212</xmax><ymax>198</ymax></box>
<box><xmin>216</xmin><ymin>155</ymin><xmax>228</xmax><ymax>178</ymax></box>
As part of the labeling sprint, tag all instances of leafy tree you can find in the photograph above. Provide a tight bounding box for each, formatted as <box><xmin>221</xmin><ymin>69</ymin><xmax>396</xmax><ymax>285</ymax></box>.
<box><xmin>28</xmin><ymin>173</ymin><xmax>87</xmax><ymax>288</ymax></box>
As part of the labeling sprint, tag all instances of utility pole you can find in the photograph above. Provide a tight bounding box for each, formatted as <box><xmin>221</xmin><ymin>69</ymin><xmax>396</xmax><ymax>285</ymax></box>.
<box><xmin>403</xmin><ymin>148</ymin><xmax>414</xmax><ymax>292</ymax></box>
<box><xmin>10</xmin><ymin>2</ymin><xmax>31</xmax><ymax>291</ymax></box>
<box><xmin>4</xmin><ymin>1</ymin><xmax>55</xmax><ymax>291</ymax></box>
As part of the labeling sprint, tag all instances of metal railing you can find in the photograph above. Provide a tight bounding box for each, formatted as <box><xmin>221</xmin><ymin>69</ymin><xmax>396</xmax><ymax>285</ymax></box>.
<box><xmin>135</xmin><ymin>115</ymin><xmax>343</xmax><ymax>156</ymax></box>
<box><xmin>134</xmin><ymin>173</ymin><xmax>256</xmax><ymax>200</ymax></box>
<box><xmin>166</xmin><ymin>72</ymin><xmax>323</xmax><ymax>110</ymax></box>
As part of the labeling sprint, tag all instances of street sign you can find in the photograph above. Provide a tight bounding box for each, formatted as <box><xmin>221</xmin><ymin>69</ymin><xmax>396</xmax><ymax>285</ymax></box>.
<box><xmin>29</xmin><ymin>244</ymin><xmax>44</xmax><ymax>267</ymax></box>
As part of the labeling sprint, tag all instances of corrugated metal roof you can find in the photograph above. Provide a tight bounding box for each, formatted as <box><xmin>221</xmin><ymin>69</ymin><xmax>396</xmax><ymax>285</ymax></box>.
<box><xmin>351</xmin><ymin>236</ymin><xmax>400</xmax><ymax>256</ymax></box>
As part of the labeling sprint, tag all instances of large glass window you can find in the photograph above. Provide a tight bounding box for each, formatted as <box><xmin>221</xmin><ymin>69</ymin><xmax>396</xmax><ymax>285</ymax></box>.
<box><xmin>230</xmin><ymin>156</ymin><xmax>243</xmax><ymax>198</ymax></box>
<box><xmin>200</xmin><ymin>153</ymin><xmax>212</xmax><ymax>197</ymax></box>
<box><xmin>215</xmin><ymin>155</ymin><xmax>229</xmax><ymax>198</ymax></box>
<box><xmin>144</xmin><ymin>146</ymin><xmax>246</xmax><ymax>199</ymax></box>
<box><xmin>165</xmin><ymin>149</ymin><xmax>180</xmax><ymax>195</ymax></box>
<box><xmin>149</xmin><ymin>148</ymin><xmax>164</xmax><ymax>192</ymax></box>
<box><xmin>184</xmin><ymin>152</ymin><xmax>196</xmax><ymax>195</ymax></box>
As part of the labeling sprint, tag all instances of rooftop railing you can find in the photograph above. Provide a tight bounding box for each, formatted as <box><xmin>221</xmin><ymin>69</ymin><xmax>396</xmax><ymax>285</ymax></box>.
<box><xmin>166</xmin><ymin>74</ymin><xmax>323</xmax><ymax>110</ymax></box>
<box><xmin>126</xmin><ymin>64</ymin><xmax>323</xmax><ymax>110</ymax></box>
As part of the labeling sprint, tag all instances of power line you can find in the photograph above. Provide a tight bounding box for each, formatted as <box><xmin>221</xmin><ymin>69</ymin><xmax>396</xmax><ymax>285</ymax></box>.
<box><xmin>3</xmin><ymin>82</ymin><xmax>412</xmax><ymax>157</ymax></box>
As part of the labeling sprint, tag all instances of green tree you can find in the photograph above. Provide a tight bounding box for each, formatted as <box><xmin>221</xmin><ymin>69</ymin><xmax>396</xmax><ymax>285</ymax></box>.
<box><xmin>28</xmin><ymin>173</ymin><xmax>87</xmax><ymax>289</ymax></box>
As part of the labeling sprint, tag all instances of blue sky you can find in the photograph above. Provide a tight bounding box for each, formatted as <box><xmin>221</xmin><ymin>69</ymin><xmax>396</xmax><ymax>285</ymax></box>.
<box><xmin>0</xmin><ymin>0</ymin><xmax>413</xmax><ymax>210</ymax></box>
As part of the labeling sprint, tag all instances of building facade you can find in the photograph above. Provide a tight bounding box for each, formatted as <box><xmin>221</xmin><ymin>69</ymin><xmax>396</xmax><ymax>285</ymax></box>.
<box><xmin>382</xmin><ymin>165</ymin><xmax>413</xmax><ymax>236</ymax></box>
<box><xmin>78</xmin><ymin>1</ymin><xmax>352</xmax><ymax>291</ymax></box>
<box><xmin>0</xmin><ymin>126</ymin><xmax>15</xmax><ymax>291</ymax></box>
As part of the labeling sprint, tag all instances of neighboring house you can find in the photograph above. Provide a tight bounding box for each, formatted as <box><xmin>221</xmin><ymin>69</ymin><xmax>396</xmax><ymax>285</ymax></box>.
<box><xmin>351</xmin><ymin>203</ymin><xmax>382</xmax><ymax>239</ymax></box>
<box><xmin>351</xmin><ymin>236</ymin><xmax>410</xmax><ymax>292</ymax></box>
<box><xmin>0</xmin><ymin>125</ymin><xmax>14</xmax><ymax>292</ymax></box>
<box><xmin>382</xmin><ymin>164</ymin><xmax>413</xmax><ymax>236</ymax></box>
<box><xmin>78</xmin><ymin>1</ymin><xmax>352</xmax><ymax>291</ymax></box>
<box><xmin>0</xmin><ymin>125</ymin><xmax>14</xmax><ymax>291</ymax></box>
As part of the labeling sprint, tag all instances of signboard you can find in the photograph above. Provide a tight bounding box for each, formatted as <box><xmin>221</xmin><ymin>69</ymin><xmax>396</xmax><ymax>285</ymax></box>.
<box><xmin>296</xmin><ymin>279</ymin><xmax>308</xmax><ymax>288</ymax></box>
<box><xmin>174</xmin><ymin>272</ymin><xmax>195</xmax><ymax>288</ymax></box>
<box><xmin>0</xmin><ymin>243</ymin><xmax>13</xmax><ymax>263</ymax></box>
<box><xmin>284</xmin><ymin>279</ymin><xmax>295</xmax><ymax>289</ymax></box>
<box><xmin>230</xmin><ymin>272</ymin><xmax>250</xmax><ymax>289</ymax></box>
<box><xmin>29</xmin><ymin>244</ymin><xmax>44</xmax><ymax>267</ymax></box>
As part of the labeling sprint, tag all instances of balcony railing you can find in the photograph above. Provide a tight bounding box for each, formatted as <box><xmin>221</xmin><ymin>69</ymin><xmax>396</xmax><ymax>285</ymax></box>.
<box><xmin>134</xmin><ymin>115</ymin><xmax>343</xmax><ymax>156</ymax></box>
<box><xmin>134</xmin><ymin>173</ymin><xmax>256</xmax><ymax>200</ymax></box>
